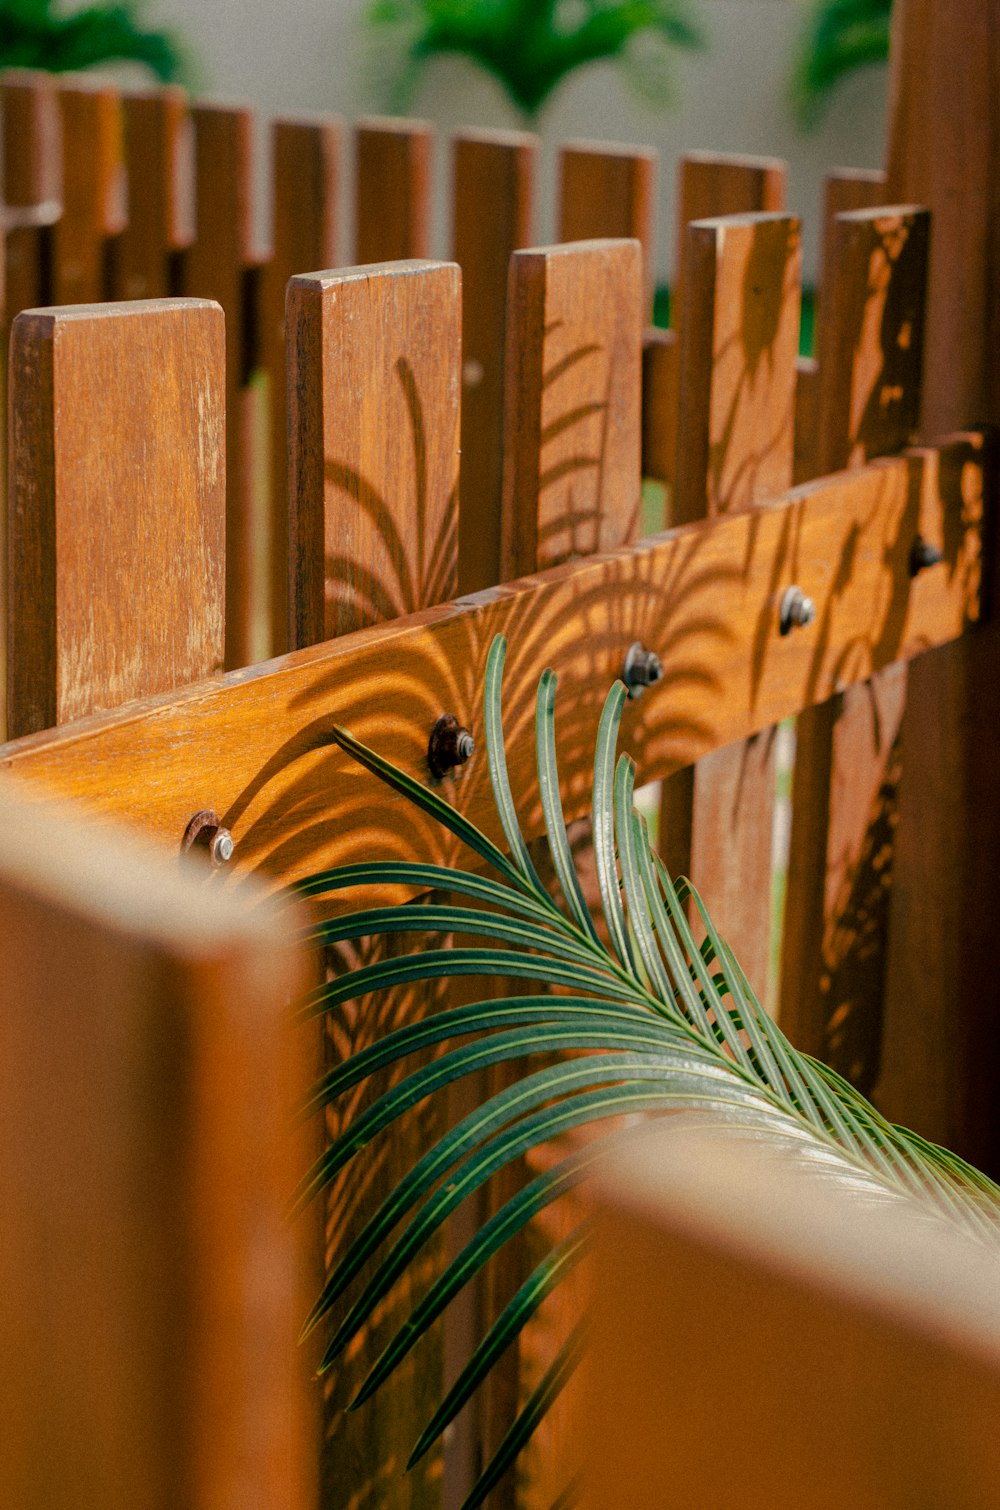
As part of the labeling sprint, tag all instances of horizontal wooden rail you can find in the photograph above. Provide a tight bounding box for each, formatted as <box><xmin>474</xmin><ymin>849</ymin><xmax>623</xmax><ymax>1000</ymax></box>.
<box><xmin>0</xmin><ymin>436</ymin><xmax>985</xmax><ymax>889</ymax></box>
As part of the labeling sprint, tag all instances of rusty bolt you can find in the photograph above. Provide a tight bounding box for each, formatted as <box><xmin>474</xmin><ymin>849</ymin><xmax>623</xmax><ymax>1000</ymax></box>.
<box><xmin>428</xmin><ymin>713</ymin><xmax>475</xmax><ymax>779</ymax></box>
<box><xmin>779</xmin><ymin>585</ymin><xmax>816</xmax><ymax>636</ymax></box>
<box><xmin>622</xmin><ymin>641</ymin><xmax>664</xmax><ymax>699</ymax></box>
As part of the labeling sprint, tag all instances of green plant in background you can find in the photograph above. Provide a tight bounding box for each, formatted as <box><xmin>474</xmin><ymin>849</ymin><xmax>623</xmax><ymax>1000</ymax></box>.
<box><xmin>0</xmin><ymin>0</ymin><xmax>186</xmax><ymax>81</ymax></box>
<box><xmin>794</xmin><ymin>0</ymin><xmax>892</xmax><ymax>126</ymax></box>
<box><xmin>292</xmin><ymin>634</ymin><xmax>1000</xmax><ymax>1510</ymax></box>
<box><xmin>367</xmin><ymin>0</ymin><xmax>704</xmax><ymax>122</ymax></box>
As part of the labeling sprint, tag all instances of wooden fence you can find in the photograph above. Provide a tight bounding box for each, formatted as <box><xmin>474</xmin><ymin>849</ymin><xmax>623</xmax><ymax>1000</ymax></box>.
<box><xmin>2</xmin><ymin>1</ymin><xmax>999</xmax><ymax>1499</ymax></box>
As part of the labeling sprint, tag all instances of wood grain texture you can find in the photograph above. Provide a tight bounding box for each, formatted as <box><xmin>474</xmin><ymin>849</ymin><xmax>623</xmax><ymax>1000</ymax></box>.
<box><xmin>354</xmin><ymin>116</ymin><xmax>433</xmax><ymax>264</ymax></box>
<box><xmin>781</xmin><ymin>208</ymin><xmax>929</xmax><ymax>1084</ymax></box>
<box><xmin>109</xmin><ymin>85</ymin><xmax>193</xmax><ymax>301</ymax></box>
<box><xmin>452</xmin><ymin>128</ymin><xmax>537</xmax><ymax>595</ymax></box>
<box><xmin>180</xmin><ymin>102</ymin><xmax>258</xmax><ymax>671</ymax></box>
<box><xmin>501</xmin><ymin>239</ymin><xmax>643</xmax><ymax>579</ymax></box>
<box><xmin>674</xmin><ymin>152</ymin><xmax>786</xmax><ymax>314</ymax></box>
<box><xmin>7</xmin><ymin>300</ymin><xmax>225</xmax><ymax>736</ymax></box>
<box><xmin>668</xmin><ymin>212</ymin><xmax>801</xmax><ymax>1001</ymax></box>
<box><xmin>876</xmin><ymin>0</ymin><xmax>1000</xmax><ymax>1172</ymax></box>
<box><xmin>557</xmin><ymin>140</ymin><xmax>658</xmax><ymax>314</ymax></box>
<box><xmin>582</xmin><ymin>1123</ymin><xmax>1000</xmax><ymax>1509</ymax></box>
<box><xmin>0</xmin><ymin>778</ymin><xmax>312</xmax><ymax>1510</ymax></box>
<box><xmin>287</xmin><ymin>259</ymin><xmax>461</xmax><ymax>649</ymax></box>
<box><xmin>261</xmin><ymin>114</ymin><xmax>341</xmax><ymax>655</ymax></box>
<box><xmin>0</xmin><ymin>440</ymin><xmax>980</xmax><ymax>889</ymax></box>
<box><xmin>2</xmin><ymin>70</ymin><xmax>61</xmax><ymax>318</ymax></box>
<box><xmin>52</xmin><ymin>78</ymin><xmax>125</xmax><ymax>304</ymax></box>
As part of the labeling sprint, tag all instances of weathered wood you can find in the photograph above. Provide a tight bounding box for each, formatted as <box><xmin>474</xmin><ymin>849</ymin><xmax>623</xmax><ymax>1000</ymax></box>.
<box><xmin>262</xmin><ymin>114</ymin><xmax>341</xmax><ymax>654</ymax></box>
<box><xmin>583</xmin><ymin>1122</ymin><xmax>1000</xmax><ymax>1509</ymax></box>
<box><xmin>52</xmin><ymin>78</ymin><xmax>125</xmax><ymax>304</ymax></box>
<box><xmin>0</xmin><ymin>442</ymin><xmax>980</xmax><ymax>890</ymax></box>
<box><xmin>7</xmin><ymin>300</ymin><xmax>226</xmax><ymax>737</ymax></box>
<box><xmin>181</xmin><ymin>102</ymin><xmax>258</xmax><ymax>671</ymax></box>
<box><xmin>781</xmin><ymin>208</ymin><xmax>929</xmax><ymax>1086</ymax></box>
<box><xmin>667</xmin><ymin>211</ymin><xmax>801</xmax><ymax>1002</ymax></box>
<box><xmin>452</xmin><ymin>128</ymin><xmax>536</xmax><ymax>594</ymax></box>
<box><xmin>0</xmin><ymin>778</ymin><xmax>312</xmax><ymax>1510</ymax></box>
<box><xmin>109</xmin><ymin>85</ymin><xmax>193</xmax><ymax>301</ymax></box>
<box><xmin>501</xmin><ymin>239</ymin><xmax>643</xmax><ymax>579</ymax></box>
<box><xmin>354</xmin><ymin>116</ymin><xmax>433</xmax><ymax>263</ymax></box>
<box><xmin>557</xmin><ymin>141</ymin><xmax>658</xmax><ymax>313</ymax></box>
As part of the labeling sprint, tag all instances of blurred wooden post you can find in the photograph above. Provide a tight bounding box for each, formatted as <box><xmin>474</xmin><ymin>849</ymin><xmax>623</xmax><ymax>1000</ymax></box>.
<box><xmin>452</xmin><ymin>128</ymin><xmax>536</xmax><ymax>595</ymax></box>
<box><xmin>109</xmin><ymin>85</ymin><xmax>193</xmax><ymax>301</ymax></box>
<box><xmin>261</xmin><ymin>114</ymin><xmax>341</xmax><ymax>654</ymax></box>
<box><xmin>663</xmin><ymin>212</ymin><xmax>801</xmax><ymax>1000</ymax></box>
<box><xmin>354</xmin><ymin>117</ymin><xmax>433</xmax><ymax>263</ymax></box>
<box><xmin>52</xmin><ymin>78</ymin><xmax>126</xmax><ymax>304</ymax></box>
<box><xmin>877</xmin><ymin>0</ymin><xmax>1000</xmax><ymax>1169</ymax></box>
<box><xmin>0</xmin><ymin>781</ymin><xmax>311</xmax><ymax>1510</ymax></box>
<box><xmin>557</xmin><ymin>142</ymin><xmax>658</xmax><ymax>315</ymax></box>
<box><xmin>286</xmin><ymin>259</ymin><xmax>461</xmax><ymax>1507</ymax></box>
<box><xmin>6</xmin><ymin>300</ymin><xmax>225</xmax><ymax>736</ymax></box>
<box><xmin>2</xmin><ymin>70</ymin><xmax>61</xmax><ymax>319</ymax></box>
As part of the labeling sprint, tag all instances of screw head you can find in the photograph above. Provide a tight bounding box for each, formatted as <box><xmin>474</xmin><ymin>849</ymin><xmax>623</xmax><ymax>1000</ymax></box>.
<box><xmin>181</xmin><ymin>809</ymin><xmax>235</xmax><ymax>867</ymax></box>
<box><xmin>909</xmin><ymin>535</ymin><xmax>944</xmax><ymax>577</ymax></box>
<box><xmin>428</xmin><ymin>713</ymin><xmax>475</xmax><ymax>779</ymax></box>
<box><xmin>779</xmin><ymin>585</ymin><xmax>816</xmax><ymax>636</ymax></box>
<box><xmin>210</xmin><ymin>828</ymin><xmax>235</xmax><ymax>866</ymax></box>
<box><xmin>622</xmin><ymin>641</ymin><xmax>664</xmax><ymax>699</ymax></box>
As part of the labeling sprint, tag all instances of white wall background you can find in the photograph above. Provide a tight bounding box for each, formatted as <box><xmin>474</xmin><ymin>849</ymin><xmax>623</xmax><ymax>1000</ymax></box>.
<box><xmin>143</xmin><ymin>0</ymin><xmax>890</xmax><ymax>284</ymax></box>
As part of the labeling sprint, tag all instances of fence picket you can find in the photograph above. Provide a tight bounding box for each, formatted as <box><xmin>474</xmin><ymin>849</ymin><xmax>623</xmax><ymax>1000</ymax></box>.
<box><xmin>52</xmin><ymin>78</ymin><xmax>125</xmax><ymax>304</ymax></box>
<box><xmin>0</xmin><ymin>781</ymin><xmax>311</xmax><ymax>1510</ymax></box>
<box><xmin>557</xmin><ymin>141</ymin><xmax>658</xmax><ymax>314</ymax></box>
<box><xmin>453</xmin><ymin>128</ymin><xmax>537</xmax><ymax>594</ymax></box>
<box><xmin>6</xmin><ymin>299</ymin><xmax>225</xmax><ymax>737</ymax></box>
<box><xmin>354</xmin><ymin>116</ymin><xmax>433</xmax><ymax>263</ymax></box>
<box><xmin>109</xmin><ymin>85</ymin><xmax>192</xmax><ymax>301</ymax></box>
<box><xmin>781</xmin><ymin>208</ymin><xmax>929</xmax><ymax>1088</ymax></box>
<box><xmin>2</xmin><ymin>70</ymin><xmax>61</xmax><ymax>319</ymax></box>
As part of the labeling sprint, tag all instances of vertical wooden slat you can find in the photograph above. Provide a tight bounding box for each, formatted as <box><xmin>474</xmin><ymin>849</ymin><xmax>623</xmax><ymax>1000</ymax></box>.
<box><xmin>286</xmin><ymin>259</ymin><xmax>461</xmax><ymax>1507</ymax></box>
<box><xmin>557</xmin><ymin>141</ymin><xmax>658</xmax><ymax>314</ymax></box>
<box><xmin>109</xmin><ymin>85</ymin><xmax>193</xmax><ymax>300</ymax></box>
<box><xmin>780</xmin><ymin>208</ymin><xmax>929</xmax><ymax>1089</ymax></box>
<box><xmin>354</xmin><ymin>116</ymin><xmax>433</xmax><ymax>263</ymax></box>
<box><xmin>7</xmin><ymin>299</ymin><xmax>225</xmax><ymax>737</ymax></box>
<box><xmin>0</xmin><ymin>782</ymin><xmax>311</xmax><ymax>1510</ymax></box>
<box><xmin>665</xmin><ymin>212</ymin><xmax>801</xmax><ymax>1001</ymax></box>
<box><xmin>876</xmin><ymin>0</ymin><xmax>1000</xmax><ymax>1168</ymax></box>
<box><xmin>2</xmin><ymin>69</ymin><xmax>61</xmax><ymax>319</ymax></box>
<box><xmin>181</xmin><ymin>102</ymin><xmax>257</xmax><ymax>671</ymax></box>
<box><xmin>52</xmin><ymin>78</ymin><xmax>126</xmax><ymax>304</ymax></box>
<box><xmin>261</xmin><ymin>114</ymin><xmax>341</xmax><ymax>655</ymax></box>
<box><xmin>452</xmin><ymin>127</ymin><xmax>536</xmax><ymax>595</ymax></box>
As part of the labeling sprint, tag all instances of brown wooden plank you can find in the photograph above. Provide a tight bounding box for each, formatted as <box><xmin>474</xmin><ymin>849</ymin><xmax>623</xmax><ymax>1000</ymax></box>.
<box><xmin>583</xmin><ymin>1122</ymin><xmax>1000</xmax><ymax>1509</ymax></box>
<box><xmin>287</xmin><ymin>256</ymin><xmax>460</xmax><ymax>1507</ymax></box>
<box><xmin>781</xmin><ymin>208</ymin><xmax>929</xmax><ymax>1088</ymax></box>
<box><xmin>674</xmin><ymin>151</ymin><xmax>787</xmax><ymax>316</ymax></box>
<box><xmin>354</xmin><ymin>116</ymin><xmax>433</xmax><ymax>264</ymax></box>
<box><xmin>6</xmin><ymin>299</ymin><xmax>225</xmax><ymax>737</ymax></box>
<box><xmin>2</xmin><ymin>69</ymin><xmax>61</xmax><ymax>317</ymax></box>
<box><xmin>261</xmin><ymin>114</ymin><xmax>341</xmax><ymax>657</ymax></box>
<box><xmin>109</xmin><ymin>85</ymin><xmax>193</xmax><ymax>301</ymax></box>
<box><xmin>452</xmin><ymin>127</ymin><xmax>536</xmax><ymax>594</ymax></box>
<box><xmin>52</xmin><ymin>78</ymin><xmax>126</xmax><ymax>304</ymax></box>
<box><xmin>665</xmin><ymin>212</ymin><xmax>801</xmax><ymax>1001</ymax></box>
<box><xmin>0</xmin><ymin>778</ymin><xmax>312</xmax><ymax>1510</ymax></box>
<box><xmin>557</xmin><ymin>141</ymin><xmax>658</xmax><ymax>314</ymax></box>
<box><xmin>180</xmin><ymin>102</ymin><xmax>257</xmax><ymax>672</ymax></box>
<box><xmin>501</xmin><ymin>239</ymin><xmax>643</xmax><ymax>578</ymax></box>
<box><xmin>0</xmin><ymin>439</ymin><xmax>980</xmax><ymax>888</ymax></box>
<box><xmin>875</xmin><ymin>0</ymin><xmax>1000</xmax><ymax>1171</ymax></box>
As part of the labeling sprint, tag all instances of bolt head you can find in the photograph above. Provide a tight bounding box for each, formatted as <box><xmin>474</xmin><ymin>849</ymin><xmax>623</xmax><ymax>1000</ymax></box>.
<box><xmin>210</xmin><ymin>829</ymin><xmax>235</xmax><ymax>866</ymax></box>
<box><xmin>780</xmin><ymin>586</ymin><xmax>816</xmax><ymax>636</ymax></box>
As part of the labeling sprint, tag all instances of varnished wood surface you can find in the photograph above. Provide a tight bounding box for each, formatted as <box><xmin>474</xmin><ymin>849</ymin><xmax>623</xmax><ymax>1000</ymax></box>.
<box><xmin>582</xmin><ymin>1123</ymin><xmax>1000</xmax><ymax>1509</ymax></box>
<box><xmin>354</xmin><ymin>116</ymin><xmax>433</xmax><ymax>264</ymax></box>
<box><xmin>0</xmin><ymin>440</ymin><xmax>981</xmax><ymax>891</ymax></box>
<box><xmin>674</xmin><ymin>151</ymin><xmax>786</xmax><ymax>316</ymax></box>
<box><xmin>452</xmin><ymin>128</ymin><xmax>537</xmax><ymax>595</ymax></box>
<box><xmin>557</xmin><ymin>141</ymin><xmax>658</xmax><ymax>314</ymax></box>
<box><xmin>262</xmin><ymin>114</ymin><xmax>341</xmax><ymax>655</ymax></box>
<box><xmin>52</xmin><ymin>78</ymin><xmax>125</xmax><ymax>305</ymax></box>
<box><xmin>0</xmin><ymin>777</ymin><xmax>312</xmax><ymax>1510</ymax></box>
<box><xmin>6</xmin><ymin>300</ymin><xmax>226</xmax><ymax>737</ymax></box>
<box><xmin>2</xmin><ymin>70</ymin><xmax>61</xmax><ymax>318</ymax></box>
<box><xmin>501</xmin><ymin>239</ymin><xmax>643</xmax><ymax>579</ymax></box>
<box><xmin>109</xmin><ymin>86</ymin><xmax>192</xmax><ymax>301</ymax></box>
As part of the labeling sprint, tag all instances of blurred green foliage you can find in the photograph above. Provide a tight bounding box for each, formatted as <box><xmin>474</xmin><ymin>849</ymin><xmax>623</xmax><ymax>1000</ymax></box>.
<box><xmin>794</xmin><ymin>0</ymin><xmax>892</xmax><ymax>126</ymax></box>
<box><xmin>0</xmin><ymin>0</ymin><xmax>187</xmax><ymax>81</ymax></box>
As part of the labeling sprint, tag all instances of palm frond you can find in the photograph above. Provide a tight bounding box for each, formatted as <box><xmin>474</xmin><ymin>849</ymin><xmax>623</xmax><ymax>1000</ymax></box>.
<box><xmin>793</xmin><ymin>0</ymin><xmax>892</xmax><ymax>127</ymax></box>
<box><xmin>295</xmin><ymin>631</ymin><xmax>1000</xmax><ymax>1508</ymax></box>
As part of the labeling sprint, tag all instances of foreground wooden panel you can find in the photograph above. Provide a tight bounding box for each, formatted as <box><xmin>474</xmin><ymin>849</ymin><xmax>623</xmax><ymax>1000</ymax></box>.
<box><xmin>581</xmin><ymin>1123</ymin><xmax>1000</xmax><ymax>1508</ymax></box>
<box><xmin>0</xmin><ymin>440</ymin><xmax>983</xmax><ymax>890</ymax></box>
<box><xmin>0</xmin><ymin>778</ymin><xmax>312</xmax><ymax>1510</ymax></box>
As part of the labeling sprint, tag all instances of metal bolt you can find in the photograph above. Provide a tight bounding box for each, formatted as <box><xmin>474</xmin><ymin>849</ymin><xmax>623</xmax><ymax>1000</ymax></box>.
<box><xmin>181</xmin><ymin>809</ymin><xmax>235</xmax><ymax>867</ymax></box>
<box><xmin>909</xmin><ymin>535</ymin><xmax>944</xmax><ymax>577</ymax></box>
<box><xmin>428</xmin><ymin>713</ymin><xmax>475</xmax><ymax>779</ymax></box>
<box><xmin>779</xmin><ymin>585</ymin><xmax>816</xmax><ymax>636</ymax></box>
<box><xmin>622</xmin><ymin>641</ymin><xmax>664</xmax><ymax>699</ymax></box>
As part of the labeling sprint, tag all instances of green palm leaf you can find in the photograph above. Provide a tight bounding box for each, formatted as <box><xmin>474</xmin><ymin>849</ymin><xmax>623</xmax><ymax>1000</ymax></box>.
<box><xmin>793</xmin><ymin>0</ymin><xmax>892</xmax><ymax>127</ymax></box>
<box><xmin>294</xmin><ymin>630</ymin><xmax>1000</xmax><ymax>1503</ymax></box>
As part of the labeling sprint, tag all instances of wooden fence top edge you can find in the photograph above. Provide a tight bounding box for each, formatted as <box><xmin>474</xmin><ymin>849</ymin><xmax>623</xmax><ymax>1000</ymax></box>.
<box><xmin>683</xmin><ymin>148</ymin><xmax>788</xmax><ymax>172</ymax></box>
<box><xmin>452</xmin><ymin>126</ymin><xmax>539</xmax><ymax>149</ymax></box>
<box><xmin>12</xmin><ymin>297</ymin><xmax>221</xmax><ymax>326</ymax></box>
<box><xmin>688</xmin><ymin>210</ymin><xmax>800</xmax><ymax>231</ymax></box>
<box><xmin>356</xmin><ymin>114</ymin><xmax>435</xmax><ymax>135</ymax></box>
<box><xmin>559</xmin><ymin>138</ymin><xmax>658</xmax><ymax>161</ymax></box>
